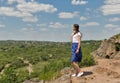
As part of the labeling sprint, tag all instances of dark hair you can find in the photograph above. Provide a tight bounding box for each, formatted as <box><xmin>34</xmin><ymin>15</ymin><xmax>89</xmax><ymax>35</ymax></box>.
<box><xmin>73</xmin><ymin>24</ymin><xmax>79</xmax><ymax>32</ymax></box>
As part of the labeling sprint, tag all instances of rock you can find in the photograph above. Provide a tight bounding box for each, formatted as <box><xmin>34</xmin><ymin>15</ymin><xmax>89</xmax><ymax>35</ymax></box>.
<box><xmin>23</xmin><ymin>79</ymin><xmax>46</xmax><ymax>83</ymax></box>
<box><xmin>92</xmin><ymin>34</ymin><xmax>120</xmax><ymax>59</ymax></box>
<box><xmin>60</xmin><ymin>67</ymin><xmax>73</xmax><ymax>75</ymax></box>
<box><xmin>114</xmin><ymin>52</ymin><xmax>120</xmax><ymax>60</ymax></box>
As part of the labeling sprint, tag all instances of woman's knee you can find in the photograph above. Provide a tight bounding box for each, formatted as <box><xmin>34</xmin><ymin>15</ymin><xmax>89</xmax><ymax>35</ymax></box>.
<box><xmin>72</xmin><ymin>62</ymin><xmax>77</xmax><ymax>65</ymax></box>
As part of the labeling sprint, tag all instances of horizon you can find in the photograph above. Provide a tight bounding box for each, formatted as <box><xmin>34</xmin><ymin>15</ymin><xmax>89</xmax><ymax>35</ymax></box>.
<box><xmin>0</xmin><ymin>39</ymin><xmax>103</xmax><ymax>42</ymax></box>
<box><xmin>0</xmin><ymin>0</ymin><xmax>120</xmax><ymax>42</ymax></box>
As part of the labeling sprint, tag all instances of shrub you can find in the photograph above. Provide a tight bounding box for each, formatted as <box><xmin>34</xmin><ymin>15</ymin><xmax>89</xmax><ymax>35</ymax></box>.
<box><xmin>10</xmin><ymin>59</ymin><xmax>28</xmax><ymax>69</ymax></box>
<box><xmin>39</xmin><ymin>59</ymin><xmax>71</xmax><ymax>80</ymax></box>
<box><xmin>0</xmin><ymin>67</ymin><xmax>18</xmax><ymax>83</ymax></box>
<box><xmin>115</xmin><ymin>43</ymin><xmax>120</xmax><ymax>51</ymax></box>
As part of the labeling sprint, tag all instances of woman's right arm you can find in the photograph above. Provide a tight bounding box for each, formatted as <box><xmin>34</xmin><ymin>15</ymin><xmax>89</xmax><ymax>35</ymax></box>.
<box><xmin>71</xmin><ymin>33</ymin><xmax>73</xmax><ymax>42</ymax></box>
<box><xmin>71</xmin><ymin>35</ymin><xmax>72</xmax><ymax>42</ymax></box>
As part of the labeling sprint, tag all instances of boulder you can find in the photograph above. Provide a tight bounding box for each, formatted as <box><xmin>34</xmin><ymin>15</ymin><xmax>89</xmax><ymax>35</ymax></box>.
<box><xmin>92</xmin><ymin>34</ymin><xmax>120</xmax><ymax>59</ymax></box>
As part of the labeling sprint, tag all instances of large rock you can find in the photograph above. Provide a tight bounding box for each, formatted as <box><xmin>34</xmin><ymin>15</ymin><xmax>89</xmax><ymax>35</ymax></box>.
<box><xmin>92</xmin><ymin>34</ymin><xmax>120</xmax><ymax>59</ymax></box>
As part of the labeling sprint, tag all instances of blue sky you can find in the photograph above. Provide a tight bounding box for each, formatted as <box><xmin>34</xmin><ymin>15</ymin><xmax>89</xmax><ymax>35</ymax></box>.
<box><xmin>0</xmin><ymin>0</ymin><xmax>120</xmax><ymax>42</ymax></box>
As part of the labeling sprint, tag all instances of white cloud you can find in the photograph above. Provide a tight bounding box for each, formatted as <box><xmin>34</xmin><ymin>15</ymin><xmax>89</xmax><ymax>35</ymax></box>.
<box><xmin>0</xmin><ymin>7</ymin><xmax>32</xmax><ymax>17</ymax></box>
<box><xmin>80</xmin><ymin>16</ymin><xmax>87</xmax><ymax>21</ymax></box>
<box><xmin>26</xmin><ymin>24</ymin><xmax>32</xmax><ymax>27</ymax></box>
<box><xmin>0</xmin><ymin>1</ymin><xmax>57</xmax><ymax>22</ymax></box>
<box><xmin>115</xmin><ymin>27</ymin><xmax>120</xmax><ymax>32</ymax></box>
<box><xmin>39</xmin><ymin>28</ymin><xmax>48</xmax><ymax>31</ymax></box>
<box><xmin>100</xmin><ymin>0</ymin><xmax>120</xmax><ymax>15</ymax></box>
<box><xmin>115</xmin><ymin>27</ymin><xmax>120</xmax><ymax>31</ymax></box>
<box><xmin>31</xmin><ymin>0</ymin><xmax>34</xmax><ymax>2</ymax></box>
<box><xmin>86</xmin><ymin>8</ymin><xmax>91</xmax><ymax>11</ymax></box>
<box><xmin>0</xmin><ymin>24</ymin><xmax>5</xmax><ymax>28</ymax></box>
<box><xmin>8</xmin><ymin>0</ymin><xmax>26</xmax><ymax>4</ymax></box>
<box><xmin>21</xmin><ymin>27</ymin><xmax>35</xmax><ymax>31</ymax></box>
<box><xmin>21</xmin><ymin>28</ymin><xmax>28</xmax><ymax>31</ymax></box>
<box><xmin>72</xmin><ymin>0</ymin><xmax>88</xmax><ymax>5</ymax></box>
<box><xmin>104</xmin><ymin>0</ymin><xmax>120</xmax><ymax>4</ymax></box>
<box><xmin>37</xmin><ymin>23</ymin><xmax>48</xmax><ymax>31</ymax></box>
<box><xmin>22</xmin><ymin>16</ymin><xmax>38</xmax><ymax>22</ymax></box>
<box><xmin>17</xmin><ymin>2</ymin><xmax>57</xmax><ymax>13</ymax></box>
<box><xmin>58</xmin><ymin>11</ymin><xmax>79</xmax><ymax>19</ymax></box>
<box><xmin>37</xmin><ymin>23</ymin><xmax>47</xmax><ymax>27</ymax></box>
<box><xmin>109</xmin><ymin>17</ymin><xmax>120</xmax><ymax>22</ymax></box>
<box><xmin>49</xmin><ymin>22</ymin><xmax>68</xmax><ymax>28</ymax></box>
<box><xmin>81</xmin><ymin>22</ymin><xmax>100</xmax><ymax>27</ymax></box>
<box><xmin>104</xmin><ymin>24</ymin><xmax>118</xmax><ymax>28</ymax></box>
<box><xmin>0</xmin><ymin>7</ymin><xmax>37</xmax><ymax>22</ymax></box>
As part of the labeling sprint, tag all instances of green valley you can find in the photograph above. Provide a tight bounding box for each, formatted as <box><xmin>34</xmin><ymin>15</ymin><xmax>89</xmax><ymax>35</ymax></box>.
<box><xmin>0</xmin><ymin>40</ymin><xmax>101</xmax><ymax>83</ymax></box>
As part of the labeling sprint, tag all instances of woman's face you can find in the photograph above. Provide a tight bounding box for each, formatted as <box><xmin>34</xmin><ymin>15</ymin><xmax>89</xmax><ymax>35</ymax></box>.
<box><xmin>73</xmin><ymin>27</ymin><xmax>77</xmax><ymax>32</ymax></box>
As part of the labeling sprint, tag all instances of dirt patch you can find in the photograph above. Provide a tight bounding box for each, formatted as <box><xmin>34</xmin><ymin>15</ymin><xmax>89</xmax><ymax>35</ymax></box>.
<box><xmin>94</xmin><ymin>66</ymin><xmax>109</xmax><ymax>74</ymax></box>
<box><xmin>112</xmin><ymin>62</ymin><xmax>120</xmax><ymax>67</ymax></box>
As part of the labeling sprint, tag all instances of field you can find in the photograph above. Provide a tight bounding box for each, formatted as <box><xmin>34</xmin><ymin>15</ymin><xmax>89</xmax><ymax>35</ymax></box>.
<box><xmin>0</xmin><ymin>40</ymin><xmax>101</xmax><ymax>83</ymax></box>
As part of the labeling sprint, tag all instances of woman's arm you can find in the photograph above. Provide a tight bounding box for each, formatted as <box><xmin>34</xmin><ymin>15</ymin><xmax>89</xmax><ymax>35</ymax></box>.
<box><xmin>76</xmin><ymin>35</ymin><xmax>81</xmax><ymax>53</ymax></box>
<box><xmin>71</xmin><ymin>33</ymin><xmax>74</xmax><ymax>42</ymax></box>
<box><xmin>77</xmin><ymin>35</ymin><xmax>81</xmax><ymax>50</ymax></box>
<box><xmin>71</xmin><ymin>35</ymin><xmax>72</xmax><ymax>42</ymax></box>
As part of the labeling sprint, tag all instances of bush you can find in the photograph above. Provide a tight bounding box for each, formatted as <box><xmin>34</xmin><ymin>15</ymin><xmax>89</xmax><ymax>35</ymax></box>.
<box><xmin>0</xmin><ymin>64</ymin><xmax>4</xmax><ymax>72</ymax></box>
<box><xmin>41</xmin><ymin>55</ymin><xmax>49</xmax><ymax>61</ymax></box>
<box><xmin>39</xmin><ymin>59</ymin><xmax>71</xmax><ymax>80</ymax></box>
<box><xmin>79</xmin><ymin>54</ymin><xmax>95</xmax><ymax>67</ymax></box>
<box><xmin>115</xmin><ymin>43</ymin><xmax>120</xmax><ymax>51</ymax></box>
<box><xmin>10</xmin><ymin>59</ymin><xmax>28</xmax><ymax>69</ymax></box>
<box><xmin>0</xmin><ymin>67</ymin><xmax>18</xmax><ymax>83</ymax></box>
<box><xmin>16</xmin><ymin>69</ymin><xmax>30</xmax><ymax>82</ymax></box>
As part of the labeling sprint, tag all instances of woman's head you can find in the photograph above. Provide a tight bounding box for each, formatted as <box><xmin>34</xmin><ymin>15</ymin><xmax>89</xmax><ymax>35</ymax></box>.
<box><xmin>73</xmin><ymin>24</ymin><xmax>79</xmax><ymax>32</ymax></box>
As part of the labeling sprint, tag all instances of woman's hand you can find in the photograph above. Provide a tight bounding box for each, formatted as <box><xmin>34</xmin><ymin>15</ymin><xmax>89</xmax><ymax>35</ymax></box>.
<box><xmin>75</xmin><ymin>49</ymin><xmax>79</xmax><ymax>54</ymax></box>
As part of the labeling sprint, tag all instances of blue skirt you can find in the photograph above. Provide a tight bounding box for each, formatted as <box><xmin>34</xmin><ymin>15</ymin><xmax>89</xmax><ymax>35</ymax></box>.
<box><xmin>71</xmin><ymin>43</ymin><xmax>82</xmax><ymax>62</ymax></box>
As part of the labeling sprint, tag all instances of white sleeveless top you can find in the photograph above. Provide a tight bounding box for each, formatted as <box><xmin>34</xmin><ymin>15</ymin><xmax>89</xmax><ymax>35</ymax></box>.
<box><xmin>71</xmin><ymin>32</ymin><xmax>82</xmax><ymax>43</ymax></box>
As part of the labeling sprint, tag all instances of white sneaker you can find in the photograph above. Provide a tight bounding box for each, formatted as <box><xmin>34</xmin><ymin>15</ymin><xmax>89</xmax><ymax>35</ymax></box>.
<box><xmin>72</xmin><ymin>74</ymin><xmax>76</xmax><ymax>77</ymax></box>
<box><xmin>77</xmin><ymin>72</ymin><xmax>84</xmax><ymax>77</ymax></box>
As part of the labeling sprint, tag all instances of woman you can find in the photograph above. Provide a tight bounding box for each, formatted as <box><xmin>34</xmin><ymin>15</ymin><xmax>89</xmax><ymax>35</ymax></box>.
<box><xmin>71</xmin><ymin>24</ymin><xmax>83</xmax><ymax>77</ymax></box>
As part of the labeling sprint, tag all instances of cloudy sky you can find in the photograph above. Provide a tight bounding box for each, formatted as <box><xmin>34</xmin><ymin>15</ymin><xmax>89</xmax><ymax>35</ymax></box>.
<box><xmin>0</xmin><ymin>0</ymin><xmax>120</xmax><ymax>42</ymax></box>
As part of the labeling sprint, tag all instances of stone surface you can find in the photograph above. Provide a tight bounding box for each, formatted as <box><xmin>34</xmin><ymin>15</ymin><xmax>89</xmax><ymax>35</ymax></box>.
<box><xmin>92</xmin><ymin>34</ymin><xmax>120</xmax><ymax>59</ymax></box>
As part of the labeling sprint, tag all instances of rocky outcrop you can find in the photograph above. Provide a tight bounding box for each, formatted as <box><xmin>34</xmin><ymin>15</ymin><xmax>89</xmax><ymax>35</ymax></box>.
<box><xmin>92</xmin><ymin>34</ymin><xmax>120</xmax><ymax>59</ymax></box>
<box><xmin>52</xmin><ymin>59</ymin><xmax>120</xmax><ymax>83</ymax></box>
<box><xmin>23</xmin><ymin>58</ymin><xmax>120</xmax><ymax>83</ymax></box>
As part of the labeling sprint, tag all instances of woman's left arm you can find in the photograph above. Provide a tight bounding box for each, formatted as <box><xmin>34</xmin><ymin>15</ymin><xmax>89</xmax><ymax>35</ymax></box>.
<box><xmin>76</xmin><ymin>35</ymin><xmax>81</xmax><ymax>53</ymax></box>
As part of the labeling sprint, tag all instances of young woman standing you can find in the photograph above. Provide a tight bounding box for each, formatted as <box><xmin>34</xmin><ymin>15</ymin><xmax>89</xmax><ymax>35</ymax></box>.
<box><xmin>71</xmin><ymin>24</ymin><xmax>83</xmax><ymax>77</ymax></box>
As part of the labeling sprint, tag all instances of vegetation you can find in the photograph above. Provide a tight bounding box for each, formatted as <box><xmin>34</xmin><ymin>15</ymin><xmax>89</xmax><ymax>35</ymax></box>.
<box><xmin>0</xmin><ymin>40</ymin><xmax>101</xmax><ymax>82</ymax></box>
<box><xmin>114</xmin><ymin>33</ymin><xmax>120</xmax><ymax>39</ymax></box>
<box><xmin>115</xmin><ymin>43</ymin><xmax>120</xmax><ymax>51</ymax></box>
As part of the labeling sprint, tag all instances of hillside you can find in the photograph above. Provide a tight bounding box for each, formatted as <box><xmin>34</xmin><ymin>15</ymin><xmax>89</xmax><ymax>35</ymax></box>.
<box><xmin>92</xmin><ymin>33</ymin><xmax>120</xmax><ymax>59</ymax></box>
<box><xmin>40</xmin><ymin>58</ymin><xmax>120</xmax><ymax>83</ymax></box>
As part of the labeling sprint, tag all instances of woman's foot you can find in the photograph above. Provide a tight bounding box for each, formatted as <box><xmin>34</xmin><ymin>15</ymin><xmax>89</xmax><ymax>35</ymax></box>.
<box><xmin>77</xmin><ymin>72</ymin><xmax>84</xmax><ymax>77</ymax></box>
<box><xmin>72</xmin><ymin>73</ymin><xmax>77</xmax><ymax>77</ymax></box>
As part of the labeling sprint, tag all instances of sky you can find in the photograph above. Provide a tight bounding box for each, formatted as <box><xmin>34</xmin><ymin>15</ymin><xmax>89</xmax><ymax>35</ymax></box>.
<box><xmin>0</xmin><ymin>0</ymin><xmax>120</xmax><ymax>42</ymax></box>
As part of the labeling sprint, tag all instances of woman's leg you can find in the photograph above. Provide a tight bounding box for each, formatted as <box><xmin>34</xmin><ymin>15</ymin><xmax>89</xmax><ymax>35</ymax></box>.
<box><xmin>72</xmin><ymin>62</ymin><xmax>81</xmax><ymax>74</ymax></box>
